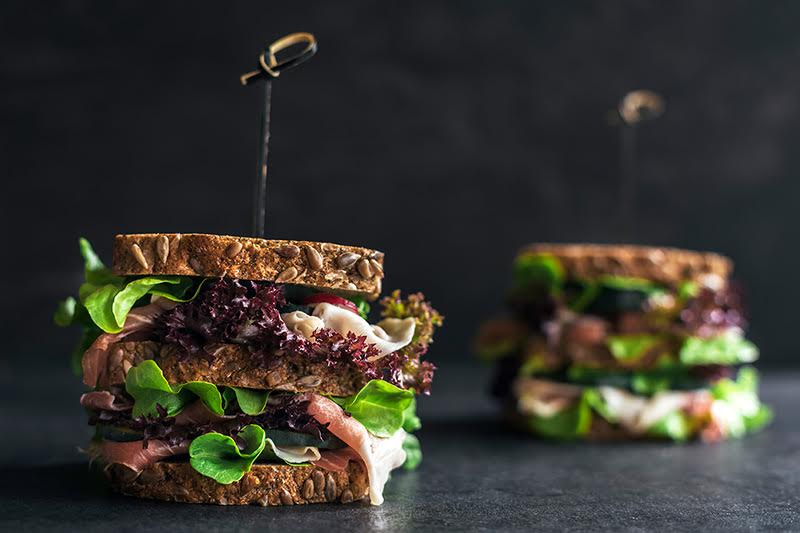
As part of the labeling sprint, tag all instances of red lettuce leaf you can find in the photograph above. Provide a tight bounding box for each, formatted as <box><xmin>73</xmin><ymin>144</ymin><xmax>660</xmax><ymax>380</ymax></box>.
<box><xmin>155</xmin><ymin>279</ymin><xmax>417</xmax><ymax>389</ymax></box>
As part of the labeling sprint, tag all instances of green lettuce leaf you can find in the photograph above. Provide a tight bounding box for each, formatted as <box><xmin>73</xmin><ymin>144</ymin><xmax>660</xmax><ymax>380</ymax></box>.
<box><xmin>55</xmin><ymin>239</ymin><xmax>116</xmax><ymax>374</ymax></box>
<box><xmin>189</xmin><ymin>424</ymin><xmax>266</xmax><ymax>484</ymax></box>
<box><xmin>710</xmin><ymin>367</ymin><xmax>772</xmax><ymax>437</ymax></box>
<box><xmin>583</xmin><ymin>367</ymin><xmax>771</xmax><ymax>441</ymax></box>
<box><xmin>83</xmin><ymin>276</ymin><xmax>200</xmax><ymax>334</ymax></box>
<box><xmin>630</xmin><ymin>372</ymin><xmax>672</xmax><ymax>395</ymax></box>
<box><xmin>606</xmin><ymin>334</ymin><xmax>662</xmax><ymax>362</ymax></box>
<box><xmin>595</xmin><ymin>275</ymin><xmax>663</xmax><ymax>294</ymax></box>
<box><xmin>402</xmin><ymin>433</ymin><xmax>422</xmax><ymax>471</ymax></box>
<box><xmin>568</xmin><ymin>365</ymin><xmax>708</xmax><ymax>396</ymax></box>
<box><xmin>677</xmin><ymin>280</ymin><xmax>699</xmax><ymax>300</ymax></box>
<box><xmin>567</xmin><ymin>281</ymin><xmax>601</xmax><ymax>312</ymax></box>
<box><xmin>54</xmin><ymin>297</ymin><xmax>77</xmax><ymax>327</ymax></box>
<box><xmin>513</xmin><ymin>253</ymin><xmax>564</xmax><ymax>295</ymax></box>
<box><xmin>125</xmin><ymin>360</ymin><xmax>224</xmax><ymax>418</ymax></box>
<box><xmin>583</xmin><ymin>388</ymin><xmax>616</xmax><ymax>422</ymax></box>
<box><xmin>348</xmin><ymin>296</ymin><xmax>371</xmax><ymax>321</ymax></box>
<box><xmin>567</xmin><ymin>366</ymin><xmax>631</xmax><ymax>389</ymax></box>
<box><xmin>567</xmin><ymin>276</ymin><xmax>667</xmax><ymax>312</ymax></box>
<box><xmin>647</xmin><ymin>411</ymin><xmax>692</xmax><ymax>441</ymax></box>
<box><xmin>401</xmin><ymin>398</ymin><xmax>422</xmax><ymax>432</ymax></box>
<box><xmin>585</xmin><ymin>387</ymin><xmax>693</xmax><ymax>441</ymax></box>
<box><xmin>228</xmin><ymin>387</ymin><xmax>271</xmax><ymax>416</ymax></box>
<box><xmin>56</xmin><ymin>239</ymin><xmax>204</xmax><ymax>375</ymax></box>
<box><xmin>79</xmin><ymin>237</ymin><xmax>120</xmax><ymax>286</ymax></box>
<box><xmin>83</xmin><ymin>284</ymin><xmax>130</xmax><ymax>333</ymax></box>
<box><xmin>679</xmin><ymin>333</ymin><xmax>759</xmax><ymax>366</ymax></box>
<box><xmin>125</xmin><ymin>361</ymin><xmax>270</xmax><ymax>417</ymax></box>
<box><xmin>74</xmin><ymin>238</ymin><xmax>200</xmax><ymax>334</ymax></box>
<box><xmin>331</xmin><ymin>380</ymin><xmax>415</xmax><ymax>438</ymax></box>
<box><xmin>585</xmin><ymin>387</ymin><xmax>692</xmax><ymax>441</ymax></box>
<box><xmin>190</xmin><ymin>426</ymin><xmax>321</xmax><ymax>483</ymax></box>
<box><xmin>526</xmin><ymin>393</ymin><xmax>593</xmax><ymax>439</ymax></box>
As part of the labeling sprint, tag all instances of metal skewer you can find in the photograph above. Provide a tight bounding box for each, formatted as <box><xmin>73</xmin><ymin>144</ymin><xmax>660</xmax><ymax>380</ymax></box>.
<box><xmin>240</xmin><ymin>32</ymin><xmax>318</xmax><ymax>238</ymax></box>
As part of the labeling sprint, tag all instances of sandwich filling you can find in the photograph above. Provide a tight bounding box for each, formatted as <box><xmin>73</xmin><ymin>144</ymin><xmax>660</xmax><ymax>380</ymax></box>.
<box><xmin>477</xmin><ymin>250</ymin><xmax>771</xmax><ymax>441</ymax></box>
<box><xmin>57</xmin><ymin>239</ymin><xmax>442</xmax><ymax>505</ymax></box>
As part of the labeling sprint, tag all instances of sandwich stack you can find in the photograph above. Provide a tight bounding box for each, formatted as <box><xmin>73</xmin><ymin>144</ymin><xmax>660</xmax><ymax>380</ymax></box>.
<box><xmin>477</xmin><ymin>244</ymin><xmax>770</xmax><ymax>442</ymax></box>
<box><xmin>56</xmin><ymin>233</ymin><xmax>442</xmax><ymax>505</ymax></box>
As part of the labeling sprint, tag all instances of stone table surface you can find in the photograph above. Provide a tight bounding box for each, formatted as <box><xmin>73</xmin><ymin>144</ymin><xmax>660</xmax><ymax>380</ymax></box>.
<box><xmin>1</xmin><ymin>360</ymin><xmax>798</xmax><ymax>532</ymax></box>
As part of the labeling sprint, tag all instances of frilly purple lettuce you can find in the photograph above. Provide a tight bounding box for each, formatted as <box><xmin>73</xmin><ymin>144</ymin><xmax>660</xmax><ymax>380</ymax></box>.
<box><xmin>156</xmin><ymin>280</ymin><xmax>443</xmax><ymax>393</ymax></box>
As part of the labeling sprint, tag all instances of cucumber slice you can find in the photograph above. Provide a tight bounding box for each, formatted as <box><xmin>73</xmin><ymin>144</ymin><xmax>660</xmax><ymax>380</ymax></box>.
<box><xmin>263</xmin><ymin>429</ymin><xmax>345</xmax><ymax>450</ymax></box>
<box><xmin>586</xmin><ymin>287</ymin><xmax>650</xmax><ymax>314</ymax></box>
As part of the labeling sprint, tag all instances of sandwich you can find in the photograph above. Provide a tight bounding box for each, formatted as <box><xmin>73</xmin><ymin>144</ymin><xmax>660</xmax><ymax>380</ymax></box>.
<box><xmin>55</xmin><ymin>233</ymin><xmax>442</xmax><ymax>505</ymax></box>
<box><xmin>476</xmin><ymin>244</ymin><xmax>770</xmax><ymax>442</ymax></box>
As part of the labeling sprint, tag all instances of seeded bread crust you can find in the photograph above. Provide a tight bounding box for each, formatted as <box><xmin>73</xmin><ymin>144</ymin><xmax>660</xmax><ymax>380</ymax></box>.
<box><xmin>520</xmin><ymin>243</ymin><xmax>732</xmax><ymax>286</ymax></box>
<box><xmin>108</xmin><ymin>461</ymin><xmax>369</xmax><ymax>505</ymax></box>
<box><xmin>106</xmin><ymin>341</ymin><xmax>369</xmax><ymax>397</ymax></box>
<box><xmin>112</xmin><ymin>233</ymin><xmax>385</xmax><ymax>300</ymax></box>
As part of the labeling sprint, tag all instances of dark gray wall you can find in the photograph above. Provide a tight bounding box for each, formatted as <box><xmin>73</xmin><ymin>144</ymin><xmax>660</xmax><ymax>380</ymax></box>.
<box><xmin>3</xmin><ymin>1</ymin><xmax>799</xmax><ymax>367</ymax></box>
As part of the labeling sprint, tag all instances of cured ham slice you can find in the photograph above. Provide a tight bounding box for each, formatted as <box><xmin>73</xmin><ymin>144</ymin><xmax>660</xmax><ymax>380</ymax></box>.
<box><xmin>514</xmin><ymin>378</ymin><xmax>584</xmax><ymax>418</ymax></box>
<box><xmin>305</xmin><ymin>394</ymin><xmax>406</xmax><ymax>505</ymax></box>
<box><xmin>82</xmin><ymin>299</ymin><xmax>175</xmax><ymax>388</ymax></box>
<box><xmin>314</xmin><ymin>448</ymin><xmax>361</xmax><ymax>472</ymax></box>
<box><xmin>90</xmin><ymin>439</ymin><xmax>188</xmax><ymax>472</ymax></box>
<box><xmin>173</xmin><ymin>400</ymin><xmax>231</xmax><ymax>426</ymax></box>
<box><xmin>80</xmin><ymin>390</ymin><xmax>132</xmax><ymax>412</ymax></box>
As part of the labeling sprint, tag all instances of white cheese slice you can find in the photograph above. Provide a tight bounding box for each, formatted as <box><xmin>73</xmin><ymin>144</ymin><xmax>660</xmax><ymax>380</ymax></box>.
<box><xmin>597</xmin><ymin>387</ymin><xmax>693</xmax><ymax>433</ymax></box>
<box><xmin>281</xmin><ymin>302</ymin><xmax>415</xmax><ymax>358</ymax></box>
<box><xmin>265</xmin><ymin>439</ymin><xmax>321</xmax><ymax>464</ymax></box>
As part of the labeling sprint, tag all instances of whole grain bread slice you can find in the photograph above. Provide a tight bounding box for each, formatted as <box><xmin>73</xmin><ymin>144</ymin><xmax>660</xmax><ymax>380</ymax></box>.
<box><xmin>107</xmin><ymin>461</ymin><xmax>369</xmax><ymax>505</ymax></box>
<box><xmin>113</xmin><ymin>233</ymin><xmax>385</xmax><ymax>300</ymax></box>
<box><xmin>105</xmin><ymin>341</ymin><xmax>369</xmax><ymax>397</ymax></box>
<box><xmin>520</xmin><ymin>243</ymin><xmax>732</xmax><ymax>286</ymax></box>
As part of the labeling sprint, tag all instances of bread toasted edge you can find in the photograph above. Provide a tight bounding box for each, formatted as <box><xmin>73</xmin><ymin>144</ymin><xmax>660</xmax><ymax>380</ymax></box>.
<box><xmin>106</xmin><ymin>341</ymin><xmax>370</xmax><ymax>397</ymax></box>
<box><xmin>107</xmin><ymin>461</ymin><xmax>369</xmax><ymax>506</ymax></box>
<box><xmin>519</xmin><ymin>243</ymin><xmax>732</xmax><ymax>286</ymax></box>
<box><xmin>112</xmin><ymin>233</ymin><xmax>385</xmax><ymax>300</ymax></box>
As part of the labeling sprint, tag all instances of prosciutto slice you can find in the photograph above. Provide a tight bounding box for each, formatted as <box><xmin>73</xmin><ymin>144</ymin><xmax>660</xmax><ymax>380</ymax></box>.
<box><xmin>173</xmin><ymin>400</ymin><xmax>232</xmax><ymax>425</ymax></box>
<box><xmin>80</xmin><ymin>390</ymin><xmax>132</xmax><ymax>412</ymax></box>
<box><xmin>305</xmin><ymin>394</ymin><xmax>407</xmax><ymax>505</ymax></box>
<box><xmin>90</xmin><ymin>439</ymin><xmax>189</xmax><ymax>472</ymax></box>
<box><xmin>82</xmin><ymin>299</ymin><xmax>175</xmax><ymax>388</ymax></box>
<box><xmin>314</xmin><ymin>448</ymin><xmax>361</xmax><ymax>472</ymax></box>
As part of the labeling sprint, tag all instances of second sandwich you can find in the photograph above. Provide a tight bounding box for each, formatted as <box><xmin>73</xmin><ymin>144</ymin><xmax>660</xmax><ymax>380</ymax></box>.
<box><xmin>477</xmin><ymin>243</ymin><xmax>770</xmax><ymax>442</ymax></box>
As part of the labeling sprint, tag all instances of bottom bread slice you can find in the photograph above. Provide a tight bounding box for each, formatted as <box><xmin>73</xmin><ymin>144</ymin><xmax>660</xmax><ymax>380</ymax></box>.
<box><xmin>107</xmin><ymin>461</ymin><xmax>369</xmax><ymax>506</ymax></box>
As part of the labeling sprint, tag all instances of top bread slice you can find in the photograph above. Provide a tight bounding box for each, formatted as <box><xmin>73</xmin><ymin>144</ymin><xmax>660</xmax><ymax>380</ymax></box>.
<box><xmin>112</xmin><ymin>234</ymin><xmax>385</xmax><ymax>300</ymax></box>
<box><xmin>520</xmin><ymin>243</ymin><xmax>732</xmax><ymax>286</ymax></box>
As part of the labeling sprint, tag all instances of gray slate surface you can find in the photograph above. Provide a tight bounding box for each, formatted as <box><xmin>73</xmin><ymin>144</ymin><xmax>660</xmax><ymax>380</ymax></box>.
<box><xmin>1</xmin><ymin>360</ymin><xmax>798</xmax><ymax>532</ymax></box>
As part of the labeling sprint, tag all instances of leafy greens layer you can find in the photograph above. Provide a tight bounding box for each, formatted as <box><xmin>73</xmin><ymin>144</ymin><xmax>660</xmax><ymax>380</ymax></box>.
<box><xmin>117</xmin><ymin>360</ymin><xmax>423</xmax><ymax>480</ymax></box>
<box><xmin>55</xmin><ymin>239</ymin><xmax>202</xmax><ymax>373</ymax></box>
<box><xmin>602</xmin><ymin>332</ymin><xmax>758</xmax><ymax>367</ymax></box>
<box><xmin>520</xmin><ymin>367</ymin><xmax>770</xmax><ymax>441</ymax></box>
<box><xmin>125</xmin><ymin>360</ymin><xmax>269</xmax><ymax>418</ymax></box>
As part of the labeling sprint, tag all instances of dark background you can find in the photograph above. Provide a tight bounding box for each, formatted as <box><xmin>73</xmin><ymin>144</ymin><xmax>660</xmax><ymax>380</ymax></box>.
<box><xmin>3</xmin><ymin>0</ymin><xmax>800</xmax><ymax>369</ymax></box>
